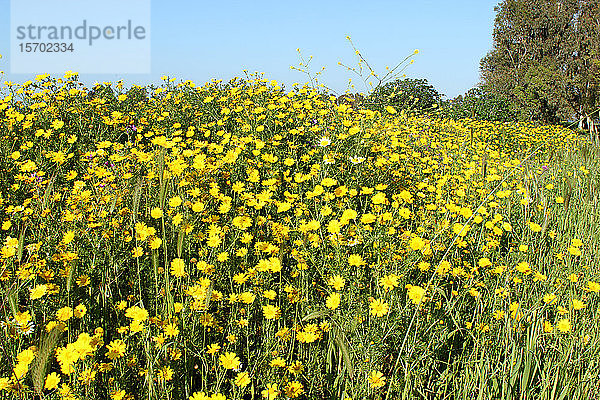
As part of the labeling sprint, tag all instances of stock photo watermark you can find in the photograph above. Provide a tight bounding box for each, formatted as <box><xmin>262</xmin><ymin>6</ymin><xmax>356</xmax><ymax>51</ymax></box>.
<box><xmin>10</xmin><ymin>0</ymin><xmax>151</xmax><ymax>74</ymax></box>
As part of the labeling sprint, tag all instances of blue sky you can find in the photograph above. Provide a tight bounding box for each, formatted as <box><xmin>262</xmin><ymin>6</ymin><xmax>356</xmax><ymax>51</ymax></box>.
<box><xmin>0</xmin><ymin>0</ymin><xmax>500</xmax><ymax>98</ymax></box>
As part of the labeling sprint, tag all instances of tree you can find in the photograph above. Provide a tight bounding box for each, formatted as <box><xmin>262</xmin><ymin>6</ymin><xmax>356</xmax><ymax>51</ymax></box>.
<box><xmin>441</xmin><ymin>87</ymin><xmax>518</xmax><ymax>122</ymax></box>
<box><xmin>568</xmin><ymin>0</ymin><xmax>600</xmax><ymax>135</ymax></box>
<box><xmin>365</xmin><ymin>78</ymin><xmax>442</xmax><ymax>113</ymax></box>
<box><xmin>480</xmin><ymin>0</ymin><xmax>600</xmax><ymax>136</ymax></box>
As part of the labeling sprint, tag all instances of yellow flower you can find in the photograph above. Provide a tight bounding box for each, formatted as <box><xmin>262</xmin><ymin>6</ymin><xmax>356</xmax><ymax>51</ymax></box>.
<box><xmin>172</xmin><ymin>213</ymin><xmax>183</xmax><ymax>225</ymax></box>
<box><xmin>151</xmin><ymin>208</ymin><xmax>163</xmax><ymax>218</ymax></box>
<box><xmin>320</xmin><ymin>205</ymin><xmax>333</xmax><ymax>216</ymax></box>
<box><xmin>327</xmin><ymin>219</ymin><xmax>341</xmax><ymax>234</ymax></box>
<box><xmin>277</xmin><ymin>202</ymin><xmax>292</xmax><ymax>213</ymax></box>
<box><xmin>328</xmin><ymin>275</ymin><xmax>346</xmax><ymax>291</ymax></box>
<box><xmin>232</xmin><ymin>215</ymin><xmax>253</xmax><ymax>230</ymax></box>
<box><xmin>192</xmin><ymin>201</ymin><xmax>205</xmax><ymax>212</ymax></box>
<box><xmin>321</xmin><ymin>177</ymin><xmax>337</xmax><ymax>187</ymax></box>
<box><xmin>239</xmin><ymin>292</ymin><xmax>256</xmax><ymax>304</ymax></box>
<box><xmin>234</xmin><ymin>371</ymin><xmax>251</xmax><ymax>387</ymax></box>
<box><xmin>368</xmin><ymin>370</ymin><xmax>386</xmax><ymax>388</ymax></box>
<box><xmin>406</xmin><ymin>284</ymin><xmax>425</xmax><ymax>305</ymax></box>
<box><xmin>478</xmin><ymin>258</ymin><xmax>492</xmax><ymax>268</ymax></box>
<box><xmin>528</xmin><ymin>221</ymin><xmax>542</xmax><ymax>232</ymax></box>
<box><xmin>44</xmin><ymin>372</ymin><xmax>61</xmax><ymax>390</ymax></box>
<box><xmin>398</xmin><ymin>207</ymin><xmax>411</xmax><ymax>219</ymax></box>
<box><xmin>369</xmin><ymin>299</ymin><xmax>389</xmax><ymax>317</ymax></box>
<box><xmin>371</xmin><ymin>192</ymin><xmax>387</xmax><ymax>205</ymax></box>
<box><xmin>572</xmin><ymin>299</ymin><xmax>586</xmax><ymax>310</ymax></box>
<box><xmin>125</xmin><ymin>306</ymin><xmax>149</xmax><ymax>322</ymax></box>
<box><xmin>164</xmin><ymin>323</ymin><xmax>180</xmax><ymax>337</ymax></box>
<box><xmin>261</xmin><ymin>383</ymin><xmax>279</xmax><ymax>400</ymax></box>
<box><xmin>326</xmin><ymin>293</ymin><xmax>341</xmax><ymax>310</ymax></box>
<box><xmin>132</xmin><ymin>247</ymin><xmax>144</xmax><ymax>257</ymax></box>
<box><xmin>571</xmin><ymin>238</ymin><xmax>583</xmax><ymax>247</ymax></box>
<box><xmin>408</xmin><ymin>236</ymin><xmax>425</xmax><ymax>251</ymax></box>
<box><xmin>219</xmin><ymin>352</ymin><xmax>240</xmax><ymax>370</ymax></box>
<box><xmin>335</xmin><ymin>186</ymin><xmax>348</xmax><ymax>198</ymax></box>
<box><xmin>106</xmin><ymin>339</ymin><xmax>126</xmax><ymax>359</ymax></box>
<box><xmin>17</xmin><ymin>348</ymin><xmax>36</xmax><ymax>365</ymax></box>
<box><xmin>556</xmin><ymin>319</ymin><xmax>571</xmax><ymax>333</ymax></box>
<box><xmin>158</xmin><ymin>366</ymin><xmax>174</xmax><ymax>382</ymax></box>
<box><xmin>270</xmin><ymin>357</ymin><xmax>286</xmax><ymax>367</ymax></box>
<box><xmin>189</xmin><ymin>392</ymin><xmax>211</xmax><ymax>400</ymax></box>
<box><xmin>51</xmin><ymin>119</ymin><xmax>64</xmax><ymax>129</ymax></box>
<box><xmin>262</xmin><ymin>305</ymin><xmax>281</xmax><ymax>320</ymax></box>
<box><xmin>556</xmin><ymin>305</ymin><xmax>569</xmax><ymax>315</ymax></box>
<box><xmin>135</xmin><ymin>222</ymin><xmax>151</xmax><ymax>241</ymax></box>
<box><xmin>74</xmin><ymin>304</ymin><xmax>87</xmax><ymax>318</ymax></box>
<box><xmin>111</xmin><ymin>390</ymin><xmax>126</xmax><ymax>400</ymax></box>
<box><xmin>437</xmin><ymin>260</ymin><xmax>452</xmax><ymax>276</ymax></box>
<box><xmin>379</xmin><ymin>274</ymin><xmax>399</xmax><ymax>290</ymax></box>
<box><xmin>284</xmin><ymin>381</ymin><xmax>304</xmax><ymax>398</ymax></box>
<box><xmin>418</xmin><ymin>261</ymin><xmax>431</xmax><ymax>271</ymax></box>
<box><xmin>206</xmin><ymin>343</ymin><xmax>220</xmax><ymax>355</ymax></box>
<box><xmin>385</xmin><ymin>106</ymin><xmax>397</xmax><ymax>114</ymax></box>
<box><xmin>170</xmin><ymin>258</ymin><xmax>186</xmax><ymax>277</ymax></box>
<box><xmin>360</xmin><ymin>213</ymin><xmax>377</xmax><ymax>224</ymax></box>
<box><xmin>287</xmin><ymin>360</ymin><xmax>304</xmax><ymax>375</ymax></box>
<box><xmin>515</xmin><ymin>261</ymin><xmax>532</xmax><ymax>274</ymax></box>
<box><xmin>62</xmin><ymin>230</ymin><xmax>75</xmax><ymax>244</ymax></box>
<box><xmin>56</xmin><ymin>307</ymin><xmax>73</xmax><ymax>322</ymax></box>
<box><xmin>587</xmin><ymin>281</ymin><xmax>600</xmax><ymax>292</ymax></box>
<box><xmin>13</xmin><ymin>361</ymin><xmax>29</xmax><ymax>379</ymax></box>
<box><xmin>207</xmin><ymin>235</ymin><xmax>222</xmax><ymax>247</ymax></box>
<box><xmin>339</xmin><ymin>208</ymin><xmax>356</xmax><ymax>224</ymax></box>
<box><xmin>149</xmin><ymin>237</ymin><xmax>162</xmax><ymax>249</ymax></box>
<box><xmin>66</xmin><ymin>170</ymin><xmax>77</xmax><ymax>180</ymax></box>
<box><xmin>347</xmin><ymin>254</ymin><xmax>364</xmax><ymax>267</ymax></box>
<box><xmin>168</xmin><ymin>196</ymin><xmax>182</xmax><ymax>208</ymax></box>
<box><xmin>30</xmin><ymin>284</ymin><xmax>48</xmax><ymax>300</ymax></box>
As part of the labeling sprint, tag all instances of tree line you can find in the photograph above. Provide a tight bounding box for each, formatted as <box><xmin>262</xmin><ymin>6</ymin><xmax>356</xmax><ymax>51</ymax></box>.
<box><xmin>361</xmin><ymin>0</ymin><xmax>600</xmax><ymax>140</ymax></box>
<box><xmin>481</xmin><ymin>0</ymin><xmax>600</xmax><ymax>133</ymax></box>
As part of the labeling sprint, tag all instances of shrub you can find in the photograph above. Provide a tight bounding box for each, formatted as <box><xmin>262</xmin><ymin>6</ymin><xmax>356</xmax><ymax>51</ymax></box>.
<box><xmin>365</xmin><ymin>78</ymin><xmax>442</xmax><ymax>113</ymax></box>
<box><xmin>440</xmin><ymin>87</ymin><xmax>518</xmax><ymax>122</ymax></box>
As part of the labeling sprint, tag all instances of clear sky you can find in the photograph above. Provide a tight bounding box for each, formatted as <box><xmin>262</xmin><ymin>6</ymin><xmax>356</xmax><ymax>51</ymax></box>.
<box><xmin>0</xmin><ymin>0</ymin><xmax>500</xmax><ymax>99</ymax></box>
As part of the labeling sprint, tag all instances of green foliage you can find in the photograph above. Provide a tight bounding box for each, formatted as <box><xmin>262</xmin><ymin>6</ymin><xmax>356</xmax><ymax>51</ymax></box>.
<box><xmin>481</xmin><ymin>0</ymin><xmax>600</xmax><ymax>128</ymax></box>
<box><xmin>440</xmin><ymin>88</ymin><xmax>519</xmax><ymax>122</ymax></box>
<box><xmin>365</xmin><ymin>78</ymin><xmax>442</xmax><ymax>113</ymax></box>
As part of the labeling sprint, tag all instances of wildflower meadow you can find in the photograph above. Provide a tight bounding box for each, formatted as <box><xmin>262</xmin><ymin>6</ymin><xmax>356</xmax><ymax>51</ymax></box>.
<box><xmin>1</xmin><ymin>65</ymin><xmax>599</xmax><ymax>400</ymax></box>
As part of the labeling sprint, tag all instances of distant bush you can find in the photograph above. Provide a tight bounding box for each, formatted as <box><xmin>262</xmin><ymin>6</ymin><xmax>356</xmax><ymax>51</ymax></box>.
<box><xmin>365</xmin><ymin>78</ymin><xmax>442</xmax><ymax>113</ymax></box>
<box><xmin>440</xmin><ymin>87</ymin><xmax>518</xmax><ymax>122</ymax></box>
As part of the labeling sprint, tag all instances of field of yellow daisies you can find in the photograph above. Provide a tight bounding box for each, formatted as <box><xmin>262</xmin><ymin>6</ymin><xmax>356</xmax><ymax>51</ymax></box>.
<box><xmin>1</xmin><ymin>69</ymin><xmax>600</xmax><ymax>400</ymax></box>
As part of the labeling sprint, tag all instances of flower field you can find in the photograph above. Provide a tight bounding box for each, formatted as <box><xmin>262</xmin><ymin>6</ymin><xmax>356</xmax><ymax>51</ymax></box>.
<box><xmin>1</xmin><ymin>72</ymin><xmax>600</xmax><ymax>400</ymax></box>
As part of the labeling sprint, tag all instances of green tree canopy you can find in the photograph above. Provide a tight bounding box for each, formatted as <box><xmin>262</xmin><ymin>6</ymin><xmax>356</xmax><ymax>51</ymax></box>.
<box><xmin>481</xmin><ymin>0</ymin><xmax>600</xmax><ymax>131</ymax></box>
<box><xmin>365</xmin><ymin>78</ymin><xmax>442</xmax><ymax>113</ymax></box>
